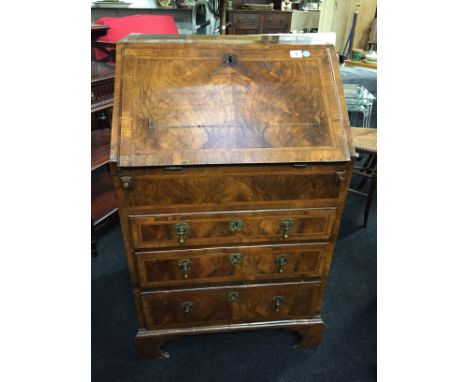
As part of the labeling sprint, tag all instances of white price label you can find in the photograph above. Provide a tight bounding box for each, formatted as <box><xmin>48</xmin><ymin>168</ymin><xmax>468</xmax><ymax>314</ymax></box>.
<box><xmin>290</xmin><ymin>50</ymin><xmax>302</xmax><ymax>58</ymax></box>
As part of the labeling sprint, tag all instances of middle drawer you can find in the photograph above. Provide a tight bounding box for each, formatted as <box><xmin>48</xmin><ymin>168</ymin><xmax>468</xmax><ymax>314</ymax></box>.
<box><xmin>130</xmin><ymin>208</ymin><xmax>337</xmax><ymax>250</ymax></box>
<box><xmin>136</xmin><ymin>243</ymin><xmax>327</xmax><ymax>288</ymax></box>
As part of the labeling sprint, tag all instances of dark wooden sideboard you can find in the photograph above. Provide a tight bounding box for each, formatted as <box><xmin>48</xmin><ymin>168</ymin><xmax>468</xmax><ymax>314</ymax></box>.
<box><xmin>227</xmin><ymin>10</ymin><xmax>292</xmax><ymax>34</ymax></box>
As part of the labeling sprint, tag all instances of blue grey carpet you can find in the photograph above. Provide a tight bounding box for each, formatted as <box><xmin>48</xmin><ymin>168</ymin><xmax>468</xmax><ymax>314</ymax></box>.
<box><xmin>92</xmin><ymin>190</ymin><xmax>377</xmax><ymax>382</ymax></box>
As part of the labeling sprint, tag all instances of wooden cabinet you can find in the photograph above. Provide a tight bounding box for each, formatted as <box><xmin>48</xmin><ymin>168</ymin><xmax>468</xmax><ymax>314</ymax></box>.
<box><xmin>110</xmin><ymin>34</ymin><xmax>354</xmax><ymax>358</ymax></box>
<box><xmin>228</xmin><ymin>10</ymin><xmax>292</xmax><ymax>34</ymax></box>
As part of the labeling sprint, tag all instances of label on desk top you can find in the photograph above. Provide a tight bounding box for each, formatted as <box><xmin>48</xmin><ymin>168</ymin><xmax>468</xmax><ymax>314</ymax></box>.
<box><xmin>290</xmin><ymin>50</ymin><xmax>310</xmax><ymax>58</ymax></box>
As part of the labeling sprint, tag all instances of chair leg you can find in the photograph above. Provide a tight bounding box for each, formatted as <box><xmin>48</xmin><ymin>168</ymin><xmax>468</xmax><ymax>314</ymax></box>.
<box><xmin>364</xmin><ymin>173</ymin><xmax>377</xmax><ymax>227</ymax></box>
<box><xmin>91</xmin><ymin>221</ymin><xmax>97</xmax><ymax>257</ymax></box>
<box><xmin>357</xmin><ymin>154</ymin><xmax>376</xmax><ymax>190</ymax></box>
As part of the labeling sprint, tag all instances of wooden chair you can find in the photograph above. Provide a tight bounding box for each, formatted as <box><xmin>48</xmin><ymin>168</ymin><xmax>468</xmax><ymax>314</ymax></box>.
<box><xmin>350</xmin><ymin>127</ymin><xmax>377</xmax><ymax>227</ymax></box>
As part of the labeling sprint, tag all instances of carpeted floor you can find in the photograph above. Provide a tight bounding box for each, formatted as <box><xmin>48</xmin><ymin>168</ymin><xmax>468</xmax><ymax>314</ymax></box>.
<box><xmin>92</xmin><ymin>185</ymin><xmax>377</xmax><ymax>382</ymax></box>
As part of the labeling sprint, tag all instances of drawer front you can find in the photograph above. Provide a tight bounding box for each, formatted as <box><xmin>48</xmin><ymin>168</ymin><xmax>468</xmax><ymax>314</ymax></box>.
<box><xmin>130</xmin><ymin>208</ymin><xmax>336</xmax><ymax>250</ymax></box>
<box><xmin>141</xmin><ymin>281</ymin><xmax>321</xmax><ymax>329</ymax></box>
<box><xmin>136</xmin><ymin>243</ymin><xmax>327</xmax><ymax>287</ymax></box>
<box><xmin>121</xmin><ymin>165</ymin><xmax>344</xmax><ymax>214</ymax></box>
<box><xmin>264</xmin><ymin>13</ymin><xmax>290</xmax><ymax>29</ymax></box>
<box><xmin>233</xmin><ymin>13</ymin><xmax>261</xmax><ymax>28</ymax></box>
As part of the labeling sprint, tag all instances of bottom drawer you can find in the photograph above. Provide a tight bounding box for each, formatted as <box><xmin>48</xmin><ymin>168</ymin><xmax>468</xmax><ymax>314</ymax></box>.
<box><xmin>141</xmin><ymin>281</ymin><xmax>321</xmax><ymax>329</ymax></box>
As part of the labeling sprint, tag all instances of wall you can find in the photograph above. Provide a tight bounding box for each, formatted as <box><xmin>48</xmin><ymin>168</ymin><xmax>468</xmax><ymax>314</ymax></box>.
<box><xmin>318</xmin><ymin>0</ymin><xmax>376</xmax><ymax>54</ymax></box>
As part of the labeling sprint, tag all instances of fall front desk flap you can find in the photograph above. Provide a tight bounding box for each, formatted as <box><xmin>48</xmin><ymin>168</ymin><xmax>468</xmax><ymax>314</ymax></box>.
<box><xmin>110</xmin><ymin>34</ymin><xmax>354</xmax><ymax>167</ymax></box>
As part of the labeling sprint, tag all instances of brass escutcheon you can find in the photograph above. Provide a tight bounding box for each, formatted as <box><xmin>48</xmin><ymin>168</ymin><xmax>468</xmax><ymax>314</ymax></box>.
<box><xmin>178</xmin><ymin>259</ymin><xmax>192</xmax><ymax>279</ymax></box>
<box><xmin>279</xmin><ymin>218</ymin><xmax>294</xmax><ymax>239</ymax></box>
<box><xmin>181</xmin><ymin>301</ymin><xmax>194</xmax><ymax>313</ymax></box>
<box><xmin>275</xmin><ymin>255</ymin><xmax>288</xmax><ymax>273</ymax></box>
<box><xmin>229</xmin><ymin>219</ymin><xmax>244</xmax><ymax>233</ymax></box>
<box><xmin>174</xmin><ymin>222</ymin><xmax>190</xmax><ymax>244</ymax></box>
<box><xmin>228</xmin><ymin>291</ymin><xmax>240</xmax><ymax>302</ymax></box>
<box><xmin>229</xmin><ymin>253</ymin><xmax>243</xmax><ymax>265</ymax></box>
<box><xmin>272</xmin><ymin>296</ymin><xmax>284</xmax><ymax>313</ymax></box>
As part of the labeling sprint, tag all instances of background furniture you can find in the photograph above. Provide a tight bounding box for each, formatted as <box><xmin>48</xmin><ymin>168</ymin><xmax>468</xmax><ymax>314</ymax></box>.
<box><xmin>343</xmin><ymin>83</ymin><xmax>375</xmax><ymax>128</ymax></box>
<box><xmin>93</xmin><ymin>14</ymin><xmax>179</xmax><ymax>62</ymax></box>
<box><xmin>343</xmin><ymin>58</ymin><xmax>377</xmax><ymax>69</ymax></box>
<box><xmin>349</xmin><ymin>127</ymin><xmax>377</xmax><ymax>227</ymax></box>
<box><xmin>290</xmin><ymin>10</ymin><xmax>320</xmax><ymax>32</ymax></box>
<box><xmin>110</xmin><ymin>34</ymin><xmax>354</xmax><ymax>359</ymax></box>
<box><xmin>227</xmin><ymin>10</ymin><xmax>292</xmax><ymax>34</ymax></box>
<box><xmin>91</xmin><ymin>61</ymin><xmax>117</xmax><ymax>256</ymax></box>
<box><xmin>340</xmin><ymin>66</ymin><xmax>376</xmax><ymax>128</ymax></box>
<box><xmin>92</xmin><ymin>3</ymin><xmax>194</xmax><ymax>34</ymax></box>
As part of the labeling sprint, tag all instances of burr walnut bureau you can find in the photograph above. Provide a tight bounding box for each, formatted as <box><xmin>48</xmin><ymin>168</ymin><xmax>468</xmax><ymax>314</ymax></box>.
<box><xmin>110</xmin><ymin>34</ymin><xmax>355</xmax><ymax>358</ymax></box>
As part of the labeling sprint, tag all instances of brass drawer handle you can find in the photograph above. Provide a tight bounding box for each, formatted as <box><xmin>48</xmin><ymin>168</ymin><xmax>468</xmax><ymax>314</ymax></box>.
<box><xmin>229</xmin><ymin>219</ymin><xmax>244</xmax><ymax>232</ymax></box>
<box><xmin>279</xmin><ymin>218</ymin><xmax>294</xmax><ymax>239</ymax></box>
<box><xmin>228</xmin><ymin>291</ymin><xmax>240</xmax><ymax>302</ymax></box>
<box><xmin>181</xmin><ymin>301</ymin><xmax>194</xmax><ymax>313</ymax></box>
<box><xmin>91</xmin><ymin>90</ymin><xmax>96</xmax><ymax>101</ymax></box>
<box><xmin>275</xmin><ymin>255</ymin><xmax>288</xmax><ymax>273</ymax></box>
<box><xmin>178</xmin><ymin>259</ymin><xmax>192</xmax><ymax>279</ymax></box>
<box><xmin>229</xmin><ymin>253</ymin><xmax>243</xmax><ymax>264</ymax></box>
<box><xmin>272</xmin><ymin>296</ymin><xmax>284</xmax><ymax>313</ymax></box>
<box><xmin>174</xmin><ymin>222</ymin><xmax>190</xmax><ymax>244</ymax></box>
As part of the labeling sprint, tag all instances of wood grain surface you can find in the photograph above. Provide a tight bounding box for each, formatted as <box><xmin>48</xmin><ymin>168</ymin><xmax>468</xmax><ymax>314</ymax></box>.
<box><xmin>141</xmin><ymin>281</ymin><xmax>321</xmax><ymax>329</ymax></box>
<box><xmin>130</xmin><ymin>208</ymin><xmax>337</xmax><ymax>250</ymax></box>
<box><xmin>120</xmin><ymin>164</ymin><xmax>344</xmax><ymax>214</ymax></box>
<box><xmin>110</xmin><ymin>35</ymin><xmax>354</xmax><ymax>166</ymax></box>
<box><xmin>136</xmin><ymin>242</ymin><xmax>327</xmax><ymax>287</ymax></box>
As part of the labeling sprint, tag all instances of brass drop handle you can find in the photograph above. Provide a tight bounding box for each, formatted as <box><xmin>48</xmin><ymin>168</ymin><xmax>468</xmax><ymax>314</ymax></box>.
<box><xmin>275</xmin><ymin>255</ymin><xmax>288</xmax><ymax>273</ymax></box>
<box><xmin>174</xmin><ymin>222</ymin><xmax>190</xmax><ymax>244</ymax></box>
<box><xmin>228</xmin><ymin>291</ymin><xmax>240</xmax><ymax>302</ymax></box>
<box><xmin>181</xmin><ymin>301</ymin><xmax>194</xmax><ymax>313</ymax></box>
<box><xmin>272</xmin><ymin>296</ymin><xmax>284</xmax><ymax>313</ymax></box>
<box><xmin>229</xmin><ymin>253</ymin><xmax>243</xmax><ymax>264</ymax></box>
<box><xmin>279</xmin><ymin>218</ymin><xmax>294</xmax><ymax>239</ymax></box>
<box><xmin>229</xmin><ymin>219</ymin><xmax>244</xmax><ymax>233</ymax></box>
<box><xmin>178</xmin><ymin>259</ymin><xmax>192</xmax><ymax>279</ymax></box>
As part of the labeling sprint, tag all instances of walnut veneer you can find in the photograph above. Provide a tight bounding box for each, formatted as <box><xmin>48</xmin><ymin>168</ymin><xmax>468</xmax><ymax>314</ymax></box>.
<box><xmin>110</xmin><ymin>34</ymin><xmax>354</xmax><ymax>358</ymax></box>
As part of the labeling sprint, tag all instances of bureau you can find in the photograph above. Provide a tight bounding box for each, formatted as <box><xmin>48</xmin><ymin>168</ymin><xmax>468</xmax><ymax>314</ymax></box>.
<box><xmin>110</xmin><ymin>34</ymin><xmax>355</xmax><ymax>358</ymax></box>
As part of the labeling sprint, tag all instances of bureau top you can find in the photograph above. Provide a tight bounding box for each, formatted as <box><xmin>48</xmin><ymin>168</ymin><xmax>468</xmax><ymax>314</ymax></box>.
<box><xmin>110</xmin><ymin>34</ymin><xmax>354</xmax><ymax>167</ymax></box>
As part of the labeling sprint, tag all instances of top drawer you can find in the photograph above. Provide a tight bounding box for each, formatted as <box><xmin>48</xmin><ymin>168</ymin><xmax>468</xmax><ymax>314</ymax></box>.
<box><xmin>119</xmin><ymin>165</ymin><xmax>346</xmax><ymax>214</ymax></box>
